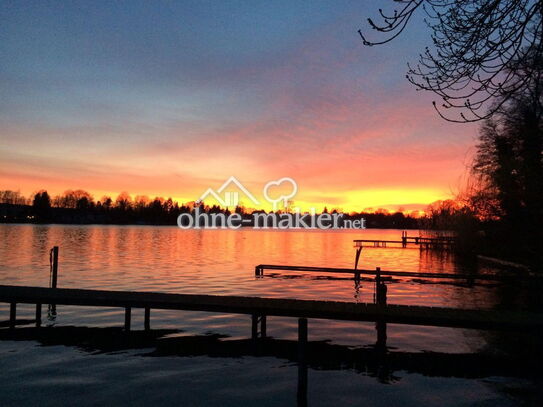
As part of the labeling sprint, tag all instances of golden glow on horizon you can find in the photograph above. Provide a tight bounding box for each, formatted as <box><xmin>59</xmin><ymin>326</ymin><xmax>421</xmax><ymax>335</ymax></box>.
<box><xmin>89</xmin><ymin>188</ymin><xmax>445</xmax><ymax>213</ymax></box>
<box><xmin>0</xmin><ymin>2</ymin><xmax>478</xmax><ymax>218</ymax></box>
<box><xmin>1</xmin><ymin>173</ymin><xmax>452</xmax><ymax>213</ymax></box>
<box><xmin>0</xmin><ymin>170</ymin><xmax>450</xmax><ymax>213</ymax></box>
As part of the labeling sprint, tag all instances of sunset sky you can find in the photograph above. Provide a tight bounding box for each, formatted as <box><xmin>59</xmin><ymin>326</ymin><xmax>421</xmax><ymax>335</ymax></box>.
<box><xmin>0</xmin><ymin>1</ymin><xmax>477</xmax><ymax>212</ymax></box>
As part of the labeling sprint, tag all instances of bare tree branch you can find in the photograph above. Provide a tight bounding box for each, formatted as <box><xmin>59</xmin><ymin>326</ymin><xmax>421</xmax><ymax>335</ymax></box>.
<box><xmin>359</xmin><ymin>0</ymin><xmax>543</xmax><ymax>122</ymax></box>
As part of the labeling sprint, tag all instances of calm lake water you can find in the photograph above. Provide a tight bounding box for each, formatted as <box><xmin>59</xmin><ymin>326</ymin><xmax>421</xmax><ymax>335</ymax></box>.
<box><xmin>0</xmin><ymin>224</ymin><xmax>541</xmax><ymax>406</ymax></box>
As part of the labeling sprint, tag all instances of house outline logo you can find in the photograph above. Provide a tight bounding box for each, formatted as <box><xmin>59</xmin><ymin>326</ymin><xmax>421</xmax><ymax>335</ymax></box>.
<box><xmin>197</xmin><ymin>176</ymin><xmax>260</xmax><ymax>207</ymax></box>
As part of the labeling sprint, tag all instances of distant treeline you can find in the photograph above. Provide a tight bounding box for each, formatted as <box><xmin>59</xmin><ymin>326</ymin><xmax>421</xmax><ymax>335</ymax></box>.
<box><xmin>0</xmin><ymin>189</ymin><xmax>420</xmax><ymax>229</ymax></box>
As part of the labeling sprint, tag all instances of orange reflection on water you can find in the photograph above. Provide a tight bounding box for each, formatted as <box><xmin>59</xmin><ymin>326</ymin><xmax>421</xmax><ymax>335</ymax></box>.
<box><xmin>0</xmin><ymin>224</ymin><xmax>497</xmax><ymax>309</ymax></box>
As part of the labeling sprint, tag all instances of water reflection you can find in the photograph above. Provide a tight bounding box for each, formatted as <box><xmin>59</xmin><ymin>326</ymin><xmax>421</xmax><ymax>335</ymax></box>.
<box><xmin>0</xmin><ymin>224</ymin><xmax>524</xmax><ymax>307</ymax></box>
<box><xmin>0</xmin><ymin>327</ymin><xmax>540</xmax><ymax>397</ymax></box>
<box><xmin>1</xmin><ymin>225</ymin><xmax>542</xmax><ymax>405</ymax></box>
<box><xmin>1</xmin><ymin>224</ymin><xmax>538</xmax><ymax>348</ymax></box>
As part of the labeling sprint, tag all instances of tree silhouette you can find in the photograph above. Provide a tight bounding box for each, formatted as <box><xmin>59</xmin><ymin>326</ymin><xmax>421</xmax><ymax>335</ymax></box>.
<box><xmin>359</xmin><ymin>0</ymin><xmax>543</xmax><ymax>122</ymax></box>
<box><xmin>473</xmin><ymin>96</ymin><xmax>543</xmax><ymax>225</ymax></box>
<box><xmin>0</xmin><ymin>190</ymin><xmax>28</xmax><ymax>205</ymax></box>
<box><xmin>100</xmin><ymin>196</ymin><xmax>113</xmax><ymax>210</ymax></box>
<box><xmin>115</xmin><ymin>192</ymin><xmax>132</xmax><ymax>211</ymax></box>
<box><xmin>1</xmin><ymin>188</ymin><xmax>422</xmax><ymax>229</ymax></box>
<box><xmin>32</xmin><ymin>190</ymin><xmax>51</xmax><ymax>221</ymax></box>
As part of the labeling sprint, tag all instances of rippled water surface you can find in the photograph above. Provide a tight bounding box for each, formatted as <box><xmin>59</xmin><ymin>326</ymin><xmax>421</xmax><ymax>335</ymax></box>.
<box><xmin>0</xmin><ymin>224</ymin><xmax>540</xmax><ymax>406</ymax></box>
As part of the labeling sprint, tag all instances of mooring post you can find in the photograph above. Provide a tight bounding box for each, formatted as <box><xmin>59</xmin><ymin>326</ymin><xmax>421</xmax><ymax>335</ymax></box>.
<box><xmin>50</xmin><ymin>246</ymin><xmax>59</xmax><ymax>288</ymax></box>
<box><xmin>35</xmin><ymin>303</ymin><xmax>42</xmax><ymax>328</ymax></box>
<box><xmin>251</xmin><ymin>314</ymin><xmax>258</xmax><ymax>340</ymax></box>
<box><xmin>402</xmin><ymin>231</ymin><xmax>407</xmax><ymax>248</ymax></box>
<box><xmin>124</xmin><ymin>307</ymin><xmax>131</xmax><ymax>332</ymax></box>
<box><xmin>378</xmin><ymin>283</ymin><xmax>387</xmax><ymax>305</ymax></box>
<box><xmin>144</xmin><ymin>307</ymin><xmax>150</xmax><ymax>330</ymax></box>
<box><xmin>297</xmin><ymin>317</ymin><xmax>308</xmax><ymax>406</ymax></box>
<box><xmin>297</xmin><ymin>359</ymin><xmax>308</xmax><ymax>407</ymax></box>
<box><xmin>9</xmin><ymin>302</ymin><xmax>16</xmax><ymax>329</ymax></box>
<box><xmin>298</xmin><ymin>318</ymin><xmax>308</xmax><ymax>360</ymax></box>
<box><xmin>354</xmin><ymin>246</ymin><xmax>362</xmax><ymax>282</ymax></box>
<box><xmin>260</xmin><ymin>315</ymin><xmax>267</xmax><ymax>338</ymax></box>
<box><xmin>375</xmin><ymin>319</ymin><xmax>387</xmax><ymax>354</ymax></box>
<box><xmin>374</xmin><ymin>265</ymin><xmax>387</xmax><ymax>351</ymax></box>
<box><xmin>354</xmin><ymin>246</ymin><xmax>362</xmax><ymax>270</ymax></box>
<box><xmin>375</xmin><ymin>267</ymin><xmax>387</xmax><ymax>305</ymax></box>
<box><xmin>374</xmin><ymin>267</ymin><xmax>380</xmax><ymax>304</ymax></box>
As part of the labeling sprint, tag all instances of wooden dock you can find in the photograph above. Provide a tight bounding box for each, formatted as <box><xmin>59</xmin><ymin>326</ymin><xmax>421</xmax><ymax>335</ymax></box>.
<box><xmin>254</xmin><ymin>264</ymin><xmax>528</xmax><ymax>282</ymax></box>
<box><xmin>1</xmin><ymin>285</ymin><xmax>541</xmax><ymax>333</ymax></box>
<box><xmin>354</xmin><ymin>232</ymin><xmax>457</xmax><ymax>248</ymax></box>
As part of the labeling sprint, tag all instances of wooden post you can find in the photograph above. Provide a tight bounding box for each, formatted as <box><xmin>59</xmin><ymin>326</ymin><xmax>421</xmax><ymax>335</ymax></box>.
<box><xmin>297</xmin><ymin>357</ymin><xmax>308</xmax><ymax>407</ymax></box>
<box><xmin>48</xmin><ymin>246</ymin><xmax>59</xmax><ymax>317</ymax></box>
<box><xmin>354</xmin><ymin>246</ymin><xmax>362</xmax><ymax>270</ymax></box>
<box><xmin>378</xmin><ymin>281</ymin><xmax>387</xmax><ymax>305</ymax></box>
<box><xmin>374</xmin><ymin>267</ymin><xmax>380</xmax><ymax>304</ymax></box>
<box><xmin>298</xmin><ymin>318</ymin><xmax>308</xmax><ymax>360</ymax></box>
<box><xmin>297</xmin><ymin>365</ymin><xmax>308</xmax><ymax>407</ymax></box>
<box><xmin>375</xmin><ymin>320</ymin><xmax>387</xmax><ymax>353</ymax></box>
<box><xmin>374</xmin><ymin>267</ymin><xmax>387</xmax><ymax>305</ymax></box>
<box><xmin>144</xmin><ymin>307</ymin><xmax>150</xmax><ymax>330</ymax></box>
<box><xmin>402</xmin><ymin>231</ymin><xmax>407</xmax><ymax>248</ymax></box>
<box><xmin>297</xmin><ymin>317</ymin><xmax>308</xmax><ymax>406</ymax></box>
<box><xmin>9</xmin><ymin>302</ymin><xmax>16</xmax><ymax>329</ymax></box>
<box><xmin>36</xmin><ymin>303</ymin><xmax>42</xmax><ymax>328</ymax></box>
<box><xmin>124</xmin><ymin>307</ymin><xmax>131</xmax><ymax>331</ymax></box>
<box><xmin>251</xmin><ymin>314</ymin><xmax>258</xmax><ymax>340</ymax></box>
<box><xmin>260</xmin><ymin>315</ymin><xmax>267</xmax><ymax>338</ymax></box>
<box><xmin>51</xmin><ymin>246</ymin><xmax>59</xmax><ymax>288</ymax></box>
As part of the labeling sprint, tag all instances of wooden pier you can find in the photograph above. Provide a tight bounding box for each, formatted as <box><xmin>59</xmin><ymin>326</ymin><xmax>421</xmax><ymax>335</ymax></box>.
<box><xmin>1</xmin><ymin>285</ymin><xmax>541</xmax><ymax>333</ymax></box>
<box><xmin>254</xmin><ymin>264</ymin><xmax>529</xmax><ymax>282</ymax></box>
<box><xmin>354</xmin><ymin>231</ymin><xmax>457</xmax><ymax>249</ymax></box>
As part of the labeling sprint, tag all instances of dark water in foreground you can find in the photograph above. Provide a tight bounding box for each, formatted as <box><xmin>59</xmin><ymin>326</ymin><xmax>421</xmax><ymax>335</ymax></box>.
<box><xmin>0</xmin><ymin>224</ymin><xmax>541</xmax><ymax>406</ymax></box>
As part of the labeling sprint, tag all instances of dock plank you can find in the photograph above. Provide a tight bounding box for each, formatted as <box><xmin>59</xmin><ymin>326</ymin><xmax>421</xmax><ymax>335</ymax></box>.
<box><xmin>255</xmin><ymin>264</ymin><xmax>528</xmax><ymax>282</ymax></box>
<box><xmin>0</xmin><ymin>285</ymin><xmax>541</xmax><ymax>332</ymax></box>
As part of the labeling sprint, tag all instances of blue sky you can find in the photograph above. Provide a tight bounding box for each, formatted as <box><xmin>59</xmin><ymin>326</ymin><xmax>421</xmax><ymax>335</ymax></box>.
<box><xmin>0</xmin><ymin>1</ymin><xmax>476</xmax><ymax>211</ymax></box>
